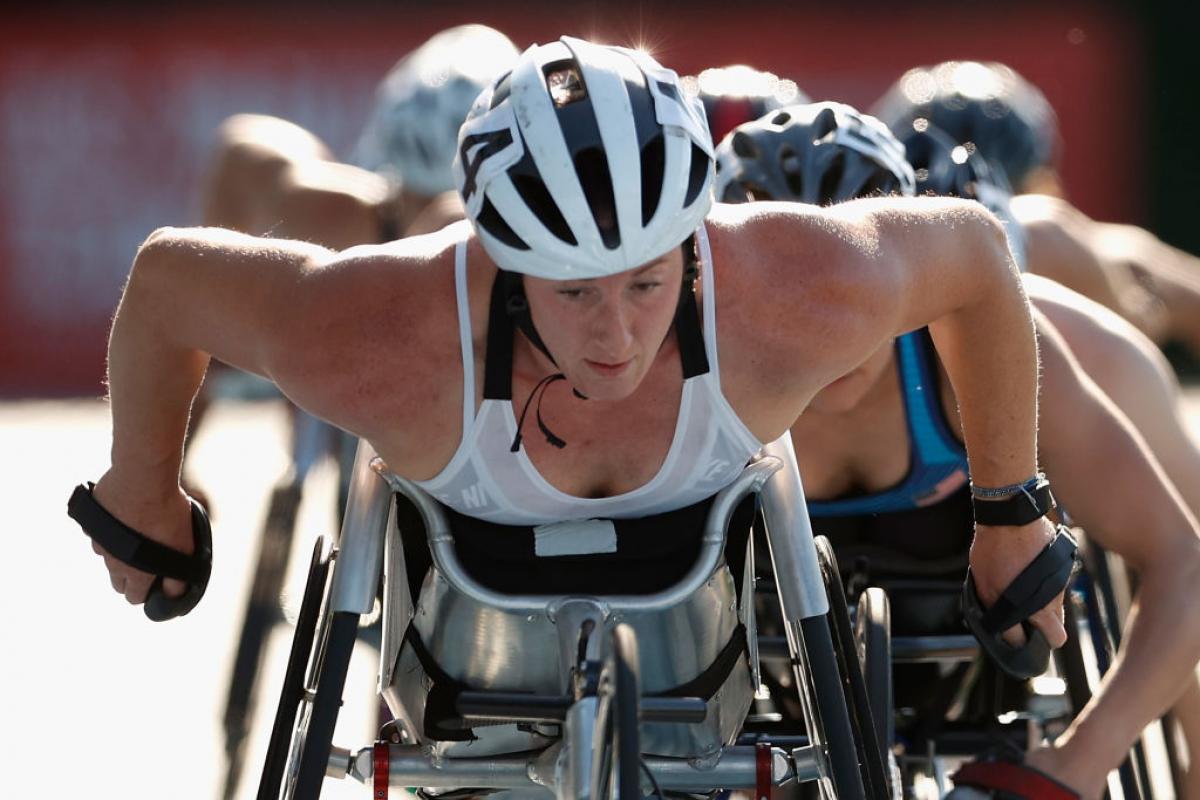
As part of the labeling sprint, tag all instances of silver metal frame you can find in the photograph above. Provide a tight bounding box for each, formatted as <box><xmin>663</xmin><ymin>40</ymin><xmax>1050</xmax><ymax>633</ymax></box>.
<box><xmin>293</xmin><ymin>436</ymin><xmax>856</xmax><ymax>797</ymax></box>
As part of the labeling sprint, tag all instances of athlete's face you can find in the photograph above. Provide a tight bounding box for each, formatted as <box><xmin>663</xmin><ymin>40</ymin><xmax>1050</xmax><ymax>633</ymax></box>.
<box><xmin>524</xmin><ymin>249</ymin><xmax>684</xmax><ymax>402</ymax></box>
<box><xmin>807</xmin><ymin>341</ymin><xmax>895</xmax><ymax>414</ymax></box>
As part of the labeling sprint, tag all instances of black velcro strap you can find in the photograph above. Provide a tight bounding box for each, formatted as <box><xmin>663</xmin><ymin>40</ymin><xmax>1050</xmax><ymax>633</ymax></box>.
<box><xmin>68</xmin><ymin>482</ymin><xmax>213</xmax><ymax>621</ymax></box>
<box><xmin>68</xmin><ymin>482</ymin><xmax>206</xmax><ymax>583</ymax></box>
<box><xmin>483</xmin><ymin>271</ymin><xmax>516</xmax><ymax>400</ymax></box>
<box><xmin>403</xmin><ymin>624</ymin><xmax>478</xmax><ymax>742</ymax></box>
<box><xmin>972</xmin><ymin>480</ymin><xmax>1055</xmax><ymax>527</ymax></box>
<box><xmin>978</xmin><ymin>527</ymin><xmax>1078</xmax><ymax>635</ymax></box>
<box><xmin>675</xmin><ymin>235</ymin><xmax>710</xmax><ymax>380</ymax></box>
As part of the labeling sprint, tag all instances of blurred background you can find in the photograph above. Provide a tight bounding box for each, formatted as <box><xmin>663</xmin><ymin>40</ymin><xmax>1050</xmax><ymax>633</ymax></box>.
<box><xmin>1</xmin><ymin>0</ymin><xmax>1196</xmax><ymax>397</ymax></box>
<box><xmin>2</xmin><ymin>2</ymin><xmax>1198</xmax><ymax>797</ymax></box>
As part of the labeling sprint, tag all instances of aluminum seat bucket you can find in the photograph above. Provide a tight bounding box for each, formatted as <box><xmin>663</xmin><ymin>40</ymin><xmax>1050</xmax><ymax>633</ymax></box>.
<box><xmin>375</xmin><ymin>457</ymin><xmax>782</xmax><ymax>760</ymax></box>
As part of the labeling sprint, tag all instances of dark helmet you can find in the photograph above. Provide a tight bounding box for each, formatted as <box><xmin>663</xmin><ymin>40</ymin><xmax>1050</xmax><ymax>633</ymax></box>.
<box><xmin>683</xmin><ymin>64</ymin><xmax>809</xmax><ymax>144</ymax></box>
<box><xmin>896</xmin><ymin>118</ymin><xmax>1012</xmax><ymax>199</ymax></box>
<box><xmin>896</xmin><ymin>118</ymin><xmax>1028</xmax><ymax>270</ymax></box>
<box><xmin>714</xmin><ymin>101</ymin><xmax>915</xmax><ymax>205</ymax></box>
<box><xmin>871</xmin><ymin>61</ymin><xmax>1059</xmax><ymax>189</ymax></box>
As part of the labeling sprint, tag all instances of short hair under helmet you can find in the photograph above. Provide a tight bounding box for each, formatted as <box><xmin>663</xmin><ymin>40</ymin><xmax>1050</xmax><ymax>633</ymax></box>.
<box><xmin>896</xmin><ymin>118</ymin><xmax>1028</xmax><ymax>270</ymax></box>
<box><xmin>871</xmin><ymin>61</ymin><xmax>1059</xmax><ymax>189</ymax></box>
<box><xmin>683</xmin><ymin>64</ymin><xmax>809</xmax><ymax>144</ymax></box>
<box><xmin>714</xmin><ymin>101</ymin><xmax>915</xmax><ymax>205</ymax></box>
<box><xmin>353</xmin><ymin>25</ymin><xmax>518</xmax><ymax>196</ymax></box>
<box><xmin>453</xmin><ymin>37</ymin><xmax>715</xmax><ymax>280</ymax></box>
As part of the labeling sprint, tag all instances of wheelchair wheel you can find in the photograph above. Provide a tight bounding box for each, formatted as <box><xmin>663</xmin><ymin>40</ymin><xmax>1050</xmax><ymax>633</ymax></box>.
<box><xmin>256</xmin><ymin>535</ymin><xmax>362</xmax><ymax>800</ymax></box>
<box><xmin>855</xmin><ymin>587</ymin><xmax>894</xmax><ymax>762</ymax></box>
<box><xmin>257</xmin><ymin>535</ymin><xmax>329</xmax><ymax>799</ymax></box>
<box><xmin>591</xmin><ymin>623</ymin><xmax>643</xmax><ymax>800</ymax></box>
<box><xmin>223</xmin><ymin>480</ymin><xmax>303</xmax><ymax>799</ymax></box>
<box><xmin>1060</xmin><ymin>568</ymin><xmax>1147</xmax><ymax>800</ymax></box>
<box><xmin>815</xmin><ymin>536</ymin><xmax>891</xmax><ymax>800</ymax></box>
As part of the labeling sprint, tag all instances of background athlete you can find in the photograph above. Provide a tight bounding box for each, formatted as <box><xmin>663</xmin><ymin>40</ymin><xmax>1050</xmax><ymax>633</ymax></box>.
<box><xmin>715</xmin><ymin>99</ymin><xmax>1200</xmax><ymax>798</ymax></box>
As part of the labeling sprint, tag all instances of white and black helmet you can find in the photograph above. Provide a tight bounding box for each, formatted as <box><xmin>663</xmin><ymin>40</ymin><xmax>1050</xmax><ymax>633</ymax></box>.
<box><xmin>353</xmin><ymin>25</ymin><xmax>518</xmax><ymax>196</ymax></box>
<box><xmin>453</xmin><ymin>37</ymin><xmax>715</xmax><ymax>280</ymax></box>
<box><xmin>714</xmin><ymin>102</ymin><xmax>915</xmax><ymax>205</ymax></box>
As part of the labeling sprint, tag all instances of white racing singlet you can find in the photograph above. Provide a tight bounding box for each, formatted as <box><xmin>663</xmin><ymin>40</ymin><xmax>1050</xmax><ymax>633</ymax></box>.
<box><xmin>412</xmin><ymin>226</ymin><xmax>763</xmax><ymax>525</ymax></box>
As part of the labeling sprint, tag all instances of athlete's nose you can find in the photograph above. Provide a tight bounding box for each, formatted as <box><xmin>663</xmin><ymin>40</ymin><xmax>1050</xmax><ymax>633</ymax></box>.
<box><xmin>588</xmin><ymin>292</ymin><xmax>635</xmax><ymax>358</ymax></box>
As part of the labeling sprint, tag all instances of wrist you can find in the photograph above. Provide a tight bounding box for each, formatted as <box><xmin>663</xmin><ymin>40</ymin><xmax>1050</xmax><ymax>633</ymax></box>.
<box><xmin>972</xmin><ymin>473</ymin><xmax>1056</xmax><ymax>527</ymax></box>
<box><xmin>106</xmin><ymin>447</ymin><xmax>184</xmax><ymax>497</ymax></box>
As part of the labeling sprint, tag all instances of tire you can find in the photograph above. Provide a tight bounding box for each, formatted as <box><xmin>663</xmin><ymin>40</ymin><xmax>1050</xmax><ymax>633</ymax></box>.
<box><xmin>257</xmin><ymin>535</ymin><xmax>328</xmax><ymax>800</ymax></box>
<box><xmin>815</xmin><ymin>536</ymin><xmax>891</xmax><ymax>800</ymax></box>
<box><xmin>224</xmin><ymin>481</ymin><xmax>303</xmax><ymax>799</ymax></box>
<box><xmin>592</xmin><ymin>623</ymin><xmax>643</xmax><ymax>800</ymax></box>
<box><xmin>612</xmin><ymin>624</ymin><xmax>642</xmax><ymax>800</ymax></box>
<box><xmin>256</xmin><ymin>536</ymin><xmax>362</xmax><ymax>800</ymax></box>
<box><xmin>1059</xmin><ymin>566</ymin><xmax>1146</xmax><ymax>800</ymax></box>
<box><xmin>855</xmin><ymin>587</ymin><xmax>894</xmax><ymax>764</ymax></box>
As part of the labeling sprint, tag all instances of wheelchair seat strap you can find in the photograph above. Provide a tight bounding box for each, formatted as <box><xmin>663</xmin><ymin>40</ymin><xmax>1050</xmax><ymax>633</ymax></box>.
<box><xmin>962</xmin><ymin>525</ymin><xmax>1079</xmax><ymax>679</ymax></box>
<box><xmin>403</xmin><ymin>625</ymin><xmax>477</xmax><ymax>742</ymax></box>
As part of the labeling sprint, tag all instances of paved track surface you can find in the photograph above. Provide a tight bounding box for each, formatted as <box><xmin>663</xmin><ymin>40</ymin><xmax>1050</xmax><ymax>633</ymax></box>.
<box><xmin>3</xmin><ymin>392</ymin><xmax>1199</xmax><ymax>799</ymax></box>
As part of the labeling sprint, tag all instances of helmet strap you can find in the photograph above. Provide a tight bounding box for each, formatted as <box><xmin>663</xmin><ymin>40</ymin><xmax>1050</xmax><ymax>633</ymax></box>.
<box><xmin>484</xmin><ymin>233</ymin><xmax>708</xmax><ymax>454</ymax></box>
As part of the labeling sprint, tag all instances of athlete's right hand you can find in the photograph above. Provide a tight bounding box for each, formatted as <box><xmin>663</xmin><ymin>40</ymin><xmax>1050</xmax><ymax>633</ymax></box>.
<box><xmin>89</xmin><ymin>469</ymin><xmax>195</xmax><ymax>605</ymax></box>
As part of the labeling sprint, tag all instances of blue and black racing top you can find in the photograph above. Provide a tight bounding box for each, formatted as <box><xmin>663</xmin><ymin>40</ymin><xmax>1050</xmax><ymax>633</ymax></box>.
<box><xmin>807</xmin><ymin>329</ymin><xmax>969</xmax><ymax>518</ymax></box>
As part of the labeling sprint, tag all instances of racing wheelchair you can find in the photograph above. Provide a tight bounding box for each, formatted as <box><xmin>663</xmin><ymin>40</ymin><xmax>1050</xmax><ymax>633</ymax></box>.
<box><xmin>788</xmin><ymin>514</ymin><xmax>1180</xmax><ymax>800</ymax></box>
<box><xmin>253</xmin><ymin>435</ymin><xmax>896</xmax><ymax>800</ymax></box>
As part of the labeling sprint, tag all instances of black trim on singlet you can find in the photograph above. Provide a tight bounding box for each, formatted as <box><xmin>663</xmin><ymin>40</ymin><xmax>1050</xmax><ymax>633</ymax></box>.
<box><xmin>394</xmin><ymin>491</ymin><xmax>756</xmax><ymax>601</ymax></box>
<box><xmin>482</xmin><ymin>235</ymin><xmax>710</xmax><ymax>402</ymax></box>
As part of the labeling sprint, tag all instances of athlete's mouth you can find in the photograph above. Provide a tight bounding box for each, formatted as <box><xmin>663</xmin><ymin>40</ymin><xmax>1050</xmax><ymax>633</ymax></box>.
<box><xmin>585</xmin><ymin>358</ymin><xmax>632</xmax><ymax>376</ymax></box>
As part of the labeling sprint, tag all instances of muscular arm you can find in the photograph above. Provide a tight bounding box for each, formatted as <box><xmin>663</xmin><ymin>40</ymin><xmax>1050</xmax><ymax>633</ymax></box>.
<box><xmin>1011</xmin><ymin>194</ymin><xmax>1200</xmax><ymax>347</ymax></box>
<box><xmin>201</xmin><ymin>114</ymin><xmax>390</xmax><ymax>250</ymax></box>
<box><xmin>732</xmin><ymin>197</ymin><xmax>1060</xmax><ymax>643</ymax></box>
<box><xmin>1033</xmin><ymin>310</ymin><xmax>1200</xmax><ymax>790</ymax></box>
<box><xmin>94</xmin><ymin>225</ymin><xmax>456</xmax><ymax>602</ymax></box>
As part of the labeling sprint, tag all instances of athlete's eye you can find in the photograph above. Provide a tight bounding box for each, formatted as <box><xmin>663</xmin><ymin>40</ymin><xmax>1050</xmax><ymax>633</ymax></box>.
<box><xmin>632</xmin><ymin>281</ymin><xmax>662</xmax><ymax>293</ymax></box>
<box><xmin>557</xmin><ymin>287</ymin><xmax>586</xmax><ymax>299</ymax></box>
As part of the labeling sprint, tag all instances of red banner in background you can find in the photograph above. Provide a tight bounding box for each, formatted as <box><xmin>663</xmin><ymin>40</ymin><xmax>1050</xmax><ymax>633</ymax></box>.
<box><xmin>0</xmin><ymin>4</ymin><xmax>1141</xmax><ymax>396</ymax></box>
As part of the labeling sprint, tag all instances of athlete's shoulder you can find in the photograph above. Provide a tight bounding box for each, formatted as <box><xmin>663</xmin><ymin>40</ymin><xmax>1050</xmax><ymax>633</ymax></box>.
<box><xmin>213</xmin><ymin>113</ymin><xmax>334</xmax><ymax>163</ymax></box>
<box><xmin>1009</xmin><ymin>193</ymin><xmax>1090</xmax><ymax>228</ymax></box>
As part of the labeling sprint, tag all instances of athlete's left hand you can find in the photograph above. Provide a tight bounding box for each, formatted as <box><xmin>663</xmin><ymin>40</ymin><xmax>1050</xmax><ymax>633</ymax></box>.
<box><xmin>969</xmin><ymin>516</ymin><xmax>1067</xmax><ymax>648</ymax></box>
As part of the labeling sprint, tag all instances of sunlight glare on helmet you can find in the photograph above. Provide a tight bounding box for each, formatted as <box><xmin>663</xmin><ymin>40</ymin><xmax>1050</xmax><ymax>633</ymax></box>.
<box><xmin>548</xmin><ymin>66</ymin><xmax>587</xmax><ymax>107</ymax></box>
<box><xmin>951</xmin><ymin>145</ymin><xmax>970</xmax><ymax>165</ymax></box>
<box><xmin>950</xmin><ymin>61</ymin><xmax>1004</xmax><ymax>100</ymax></box>
<box><xmin>901</xmin><ymin>69</ymin><xmax>937</xmax><ymax>105</ymax></box>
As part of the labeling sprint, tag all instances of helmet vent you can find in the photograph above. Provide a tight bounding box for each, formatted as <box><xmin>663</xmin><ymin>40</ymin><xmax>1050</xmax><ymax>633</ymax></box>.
<box><xmin>770</xmin><ymin>111</ymin><xmax>792</xmax><ymax>127</ymax></box>
<box><xmin>477</xmin><ymin>197</ymin><xmax>530</xmax><ymax>251</ymax></box>
<box><xmin>731</xmin><ymin>131</ymin><xmax>758</xmax><ymax>159</ymax></box>
<box><xmin>779</xmin><ymin>146</ymin><xmax>804</xmax><ymax>198</ymax></box>
<box><xmin>513</xmin><ymin>173</ymin><xmax>578</xmax><ymax>246</ymax></box>
<box><xmin>819</xmin><ymin>150</ymin><xmax>847</xmax><ymax>205</ymax></box>
<box><xmin>489</xmin><ymin>72</ymin><xmax>514</xmax><ymax>109</ymax></box>
<box><xmin>544</xmin><ymin>60</ymin><xmax>588</xmax><ymax>107</ymax></box>
<box><xmin>640</xmin><ymin>134</ymin><xmax>665</xmax><ymax>225</ymax></box>
<box><xmin>683</xmin><ymin>143</ymin><xmax>710</xmax><ymax>207</ymax></box>
<box><xmin>574</xmin><ymin>147</ymin><xmax>620</xmax><ymax>249</ymax></box>
<box><xmin>812</xmin><ymin>106</ymin><xmax>839</xmax><ymax>143</ymax></box>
